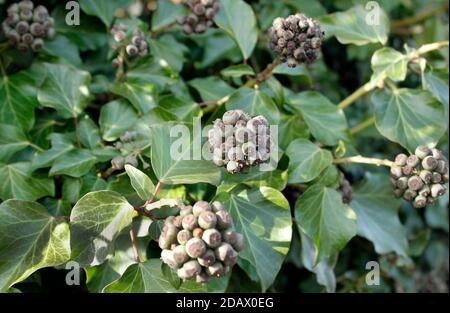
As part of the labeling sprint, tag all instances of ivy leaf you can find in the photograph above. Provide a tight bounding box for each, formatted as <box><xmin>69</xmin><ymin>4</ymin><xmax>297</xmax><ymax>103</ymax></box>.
<box><xmin>127</xmin><ymin>57</ymin><xmax>177</xmax><ymax>92</ymax></box>
<box><xmin>86</xmin><ymin>233</ymin><xmax>150</xmax><ymax>293</ymax></box>
<box><xmin>319</xmin><ymin>5</ymin><xmax>389</xmax><ymax>46</ymax></box>
<box><xmin>226</xmin><ymin>88</ymin><xmax>280</xmax><ymax>125</ymax></box>
<box><xmin>104</xmin><ymin>259</ymin><xmax>203</xmax><ymax>293</ymax></box>
<box><xmin>125</xmin><ymin>165</ymin><xmax>155</xmax><ymax>201</ymax></box>
<box><xmin>100</xmin><ymin>100</ymin><xmax>138</xmax><ymax>142</ymax></box>
<box><xmin>300</xmin><ymin>230</ymin><xmax>337</xmax><ymax>293</ymax></box>
<box><xmin>217</xmin><ymin>187</ymin><xmax>293</xmax><ymax>291</ymax></box>
<box><xmin>79</xmin><ymin>116</ymin><xmax>102</xmax><ymax>149</ymax></box>
<box><xmin>214</xmin><ymin>0</ymin><xmax>258</xmax><ymax>60</ymax></box>
<box><xmin>43</xmin><ymin>35</ymin><xmax>82</xmax><ymax>66</ymax></box>
<box><xmin>288</xmin><ymin>91</ymin><xmax>349</xmax><ymax>146</ymax></box>
<box><xmin>148</xmin><ymin>36</ymin><xmax>188</xmax><ymax>73</ymax></box>
<box><xmin>70</xmin><ymin>191</ymin><xmax>135</xmax><ymax>267</ymax></box>
<box><xmin>0</xmin><ymin>200</ymin><xmax>70</xmax><ymax>291</ymax></box>
<box><xmin>151</xmin><ymin>0</ymin><xmax>184</xmax><ymax>31</ymax></box>
<box><xmin>371</xmin><ymin>88</ymin><xmax>447</xmax><ymax>152</ymax></box>
<box><xmin>217</xmin><ymin>168</ymin><xmax>288</xmax><ymax>193</ymax></box>
<box><xmin>151</xmin><ymin>123</ymin><xmax>222</xmax><ymax>186</ymax></box>
<box><xmin>158</xmin><ymin>95</ymin><xmax>202</xmax><ymax>122</ymax></box>
<box><xmin>37</xmin><ymin>63</ymin><xmax>92</xmax><ymax>119</ymax></box>
<box><xmin>370</xmin><ymin>47</ymin><xmax>409</xmax><ymax>84</ymax></box>
<box><xmin>0</xmin><ymin>124</ymin><xmax>30</xmax><ymax>162</ymax></box>
<box><xmin>221</xmin><ymin>64</ymin><xmax>255</xmax><ymax>78</ymax></box>
<box><xmin>49</xmin><ymin>149</ymin><xmax>97</xmax><ymax>178</ymax></box>
<box><xmin>188</xmin><ymin>77</ymin><xmax>235</xmax><ymax>102</ymax></box>
<box><xmin>352</xmin><ymin>173</ymin><xmax>408</xmax><ymax>256</ymax></box>
<box><xmin>79</xmin><ymin>0</ymin><xmax>131</xmax><ymax>27</ymax></box>
<box><xmin>31</xmin><ymin>133</ymin><xmax>75</xmax><ymax>170</ymax></box>
<box><xmin>295</xmin><ymin>184</ymin><xmax>357</xmax><ymax>264</ymax></box>
<box><xmin>0</xmin><ymin>68</ymin><xmax>39</xmax><ymax>132</ymax></box>
<box><xmin>273</xmin><ymin>63</ymin><xmax>311</xmax><ymax>81</ymax></box>
<box><xmin>0</xmin><ymin>162</ymin><xmax>55</xmax><ymax>201</ymax></box>
<box><xmin>422</xmin><ymin>66</ymin><xmax>449</xmax><ymax>122</ymax></box>
<box><xmin>110</xmin><ymin>79</ymin><xmax>157</xmax><ymax>115</ymax></box>
<box><xmin>278</xmin><ymin>112</ymin><xmax>310</xmax><ymax>151</ymax></box>
<box><xmin>286</xmin><ymin>139</ymin><xmax>333</xmax><ymax>184</ymax></box>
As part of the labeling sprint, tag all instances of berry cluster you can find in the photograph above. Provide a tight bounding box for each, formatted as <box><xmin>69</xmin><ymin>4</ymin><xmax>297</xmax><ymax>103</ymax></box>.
<box><xmin>207</xmin><ymin>110</ymin><xmax>274</xmax><ymax>174</ymax></box>
<box><xmin>176</xmin><ymin>0</ymin><xmax>220</xmax><ymax>35</ymax></box>
<box><xmin>390</xmin><ymin>146</ymin><xmax>449</xmax><ymax>208</ymax></box>
<box><xmin>338</xmin><ymin>173</ymin><xmax>353</xmax><ymax>205</ymax></box>
<box><xmin>111</xmin><ymin>23</ymin><xmax>148</xmax><ymax>68</ymax></box>
<box><xmin>110</xmin><ymin>131</ymin><xmax>140</xmax><ymax>170</ymax></box>
<box><xmin>159</xmin><ymin>201</ymin><xmax>244</xmax><ymax>283</ymax></box>
<box><xmin>268</xmin><ymin>14</ymin><xmax>324</xmax><ymax>68</ymax></box>
<box><xmin>1</xmin><ymin>0</ymin><xmax>55</xmax><ymax>52</ymax></box>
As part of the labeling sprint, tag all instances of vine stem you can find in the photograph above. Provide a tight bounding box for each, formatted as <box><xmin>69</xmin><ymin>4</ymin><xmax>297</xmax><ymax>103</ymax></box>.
<box><xmin>337</xmin><ymin>41</ymin><xmax>449</xmax><ymax>110</ymax></box>
<box><xmin>334</xmin><ymin>155</ymin><xmax>394</xmax><ymax>167</ymax></box>
<box><xmin>28</xmin><ymin>142</ymin><xmax>44</xmax><ymax>153</ymax></box>
<box><xmin>350</xmin><ymin>116</ymin><xmax>376</xmax><ymax>135</ymax></box>
<box><xmin>390</xmin><ymin>2</ymin><xmax>448</xmax><ymax>29</ymax></box>
<box><xmin>244</xmin><ymin>58</ymin><xmax>282</xmax><ymax>88</ymax></box>
<box><xmin>151</xmin><ymin>22</ymin><xmax>177</xmax><ymax>38</ymax></box>
<box><xmin>130</xmin><ymin>180</ymin><xmax>163</xmax><ymax>262</ymax></box>
<box><xmin>129</xmin><ymin>228</ymin><xmax>141</xmax><ymax>263</ymax></box>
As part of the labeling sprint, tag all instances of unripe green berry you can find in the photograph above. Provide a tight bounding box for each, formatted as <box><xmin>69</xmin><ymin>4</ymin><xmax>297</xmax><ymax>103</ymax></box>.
<box><xmin>195</xmin><ymin>23</ymin><xmax>207</xmax><ymax>34</ymax></box>
<box><xmin>124</xmin><ymin>155</ymin><xmax>138</xmax><ymax>168</ymax></box>
<box><xmin>182</xmin><ymin>214</ymin><xmax>198</xmax><ymax>231</ymax></box>
<box><xmin>227</xmin><ymin>160</ymin><xmax>240</xmax><ymax>174</ymax></box>
<box><xmin>402</xmin><ymin>165</ymin><xmax>414</xmax><ymax>176</ymax></box>
<box><xmin>22</xmin><ymin>33</ymin><xmax>33</xmax><ymax>45</ymax></box>
<box><xmin>407</xmin><ymin>155</ymin><xmax>420</xmax><ymax>167</ymax></box>
<box><xmin>211</xmin><ymin>201</ymin><xmax>225</xmax><ymax>212</ymax></box>
<box><xmin>232</xmin><ymin>233</ymin><xmax>245</xmax><ymax>252</ymax></box>
<box><xmin>202</xmin><ymin>228</ymin><xmax>222</xmax><ymax>248</ymax></box>
<box><xmin>419</xmin><ymin>170</ymin><xmax>432</xmax><ymax>184</ymax></box>
<box><xmin>432</xmin><ymin>172</ymin><xmax>442</xmax><ymax>184</ymax></box>
<box><xmin>223</xmin><ymin>110</ymin><xmax>240</xmax><ymax>125</ymax></box>
<box><xmin>161</xmin><ymin>249</ymin><xmax>178</xmax><ymax>269</ymax></box>
<box><xmin>222</xmin><ymin>229</ymin><xmax>238</xmax><ymax>245</ymax></box>
<box><xmin>182</xmin><ymin>260</ymin><xmax>202</xmax><ymax>278</ymax></box>
<box><xmin>19</xmin><ymin>0</ymin><xmax>34</xmax><ymax>11</ymax></box>
<box><xmin>30</xmin><ymin>22</ymin><xmax>44</xmax><ymax>36</ymax></box>
<box><xmin>185</xmin><ymin>238</ymin><xmax>206</xmax><ymax>258</ymax></box>
<box><xmin>431</xmin><ymin>184</ymin><xmax>446</xmax><ymax>198</ymax></box>
<box><xmin>407</xmin><ymin>176</ymin><xmax>423</xmax><ymax>191</ymax></box>
<box><xmin>111</xmin><ymin>156</ymin><xmax>125</xmax><ymax>170</ymax></box>
<box><xmin>394</xmin><ymin>154</ymin><xmax>408</xmax><ymax>166</ymax></box>
<box><xmin>31</xmin><ymin>38</ymin><xmax>44</xmax><ymax>51</ymax></box>
<box><xmin>431</xmin><ymin>148</ymin><xmax>443</xmax><ymax>160</ymax></box>
<box><xmin>436</xmin><ymin>160</ymin><xmax>448</xmax><ymax>174</ymax></box>
<box><xmin>418</xmin><ymin>186</ymin><xmax>430</xmax><ymax>197</ymax></box>
<box><xmin>196</xmin><ymin>272</ymin><xmax>209</xmax><ymax>284</ymax></box>
<box><xmin>216</xmin><ymin>210</ymin><xmax>233</xmax><ymax>229</ymax></box>
<box><xmin>126</xmin><ymin>44</ymin><xmax>139</xmax><ymax>56</ymax></box>
<box><xmin>173</xmin><ymin>245</ymin><xmax>189</xmax><ymax>265</ymax></box>
<box><xmin>415</xmin><ymin>145</ymin><xmax>430</xmax><ymax>159</ymax></box>
<box><xmin>215</xmin><ymin>243</ymin><xmax>238</xmax><ymax>266</ymax></box>
<box><xmin>20</xmin><ymin>9</ymin><xmax>33</xmax><ymax>21</ymax></box>
<box><xmin>180</xmin><ymin>205</ymin><xmax>193</xmax><ymax>218</ymax></box>
<box><xmin>15</xmin><ymin>21</ymin><xmax>29</xmax><ymax>34</ymax></box>
<box><xmin>403</xmin><ymin>189</ymin><xmax>417</xmax><ymax>201</ymax></box>
<box><xmin>198</xmin><ymin>211</ymin><xmax>217</xmax><ymax>229</ymax></box>
<box><xmin>197</xmin><ymin>249</ymin><xmax>216</xmax><ymax>267</ymax></box>
<box><xmin>177</xmin><ymin>229</ymin><xmax>192</xmax><ymax>245</ymax></box>
<box><xmin>390</xmin><ymin>166</ymin><xmax>402</xmax><ymax>179</ymax></box>
<box><xmin>193</xmin><ymin>201</ymin><xmax>211</xmax><ymax>217</ymax></box>
<box><xmin>396</xmin><ymin>177</ymin><xmax>409</xmax><ymax>190</ymax></box>
<box><xmin>206</xmin><ymin>262</ymin><xmax>224</xmax><ymax>277</ymax></box>
<box><xmin>413</xmin><ymin>196</ymin><xmax>427</xmax><ymax>209</ymax></box>
<box><xmin>422</xmin><ymin>156</ymin><xmax>438</xmax><ymax>171</ymax></box>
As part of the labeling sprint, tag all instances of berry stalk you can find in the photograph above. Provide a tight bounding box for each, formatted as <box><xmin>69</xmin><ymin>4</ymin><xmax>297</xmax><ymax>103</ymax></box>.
<box><xmin>334</xmin><ymin>155</ymin><xmax>394</xmax><ymax>167</ymax></box>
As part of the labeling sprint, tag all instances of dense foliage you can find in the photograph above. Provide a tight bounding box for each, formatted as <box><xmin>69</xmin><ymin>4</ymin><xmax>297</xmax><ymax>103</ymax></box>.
<box><xmin>0</xmin><ymin>0</ymin><xmax>448</xmax><ymax>293</ymax></box>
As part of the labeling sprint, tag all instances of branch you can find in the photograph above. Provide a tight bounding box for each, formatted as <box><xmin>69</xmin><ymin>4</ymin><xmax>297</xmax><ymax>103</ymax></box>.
<box><xmin>334</xmin><ymin>155</ymin><xmax>394</xmax><ymax>167</ymax></box>
<box><xmin>129</xmin><ymin>228</ymin><xmax>141</xmax><ymax>263</ymax></box>
<box><xmin>244</xmin><ymin>58</ymin><xmax>282</xmax><ymax>88</ymax></box>
<box><xmin>134</xmin><ymin>180</ymin><xmax>164</xmax><ymax>219</ymax></box>
<box><xmin>151</xmin><ymin>22</ymin><xmax>177</xmax><ymax>38</ymax></box>
<box><xmin>350</xmin><ymin>116</ymin><xmax>376</xmax><ymax>135</ymax></box>
<box><xmin>391</xmin><ymin>2</ymin><xmax>449</xmax><ymax>29</ymax></box>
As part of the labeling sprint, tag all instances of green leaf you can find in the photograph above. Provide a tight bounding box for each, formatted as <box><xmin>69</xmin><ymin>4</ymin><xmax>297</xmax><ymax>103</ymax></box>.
<box><xmin>217</xmin><ymin>187</ymin><xmax>293</xmax><ymax>291</ymax></box>
<box><xmin>370</xmin><ymin>47</ymin><xmax>408</xmax><ymax>84</ymax></box>
<box><xmin>273</xmin><ymin>63</ymin><xmax>311</xmax><ymax>80</ymax></box>
<box><xmin>422</xmin><ymin>66</ymin><xmax>449</xmax><ymax>121</ymax></box>
<box><xmin>319</xmin><ymin>5</ymin><xmax>389</xmax><ymax>46</ymax></box>
<box><xmin>0</xmin><ymin>124</ymin><xmax>29</xmax><ymax>162</ymax></box>
<box><xmin>104</xmin><ymin>259</ymin><xmax>203</xmax><ymax>293</ymax></box>
<box><xmin>226</xmin><ymin>87</ymin><xmax>280</xmax><ymax>125</ymax></box>
<box><xmin>0</xmin><ymin>162</ymin><xmax>54</xmax><ymax>201</ymax></box>
<box><xmin>148</xmin><ymin>36</ymin><xmax>188</xmax><ymax>73</ymax></box>
<box><xmin>0</xmin><ymin>68</ymin><xmax>39</xmax><ymax>132</ymax></box>
<box><xmin>50</xmin><ymin>150</ymin><xmax>97</xmax><ymax>178</ymax></box>
<box><xmin>151</xmin><ymin>123</ymin><xmax>222</xmax><ymax>186</ymax></box>
<box><xmin>288</xmin><ymin>91</ymin><xmax>349</xmax><ymax>146</ymax></box>
<box><xmin>188</xmin><ymin>77</ymin><xmax>235</xmax><ymax>102</ymax></box>
<box><xmin>127</xmin><ymin>57</ymin><xmax>177</xmax><ymax>92</ymax></box>
<box><xmin>295</xmin><ymin>184</ymin><xmax>357</xmax><ymax>264</ymax></box>
<box><xmin>43</xmin><ymin>35</ymin><xmax>82</xmax><ymax>66</ymax></box>
<box><xmin>79</xmin><ymin>116</ymin><xmax>102</xmax><ymax>149</ymax></box>
<box><xmin>31</xmin><ymin>133</ymin><xmax>75</xmax><ymax>170</ymax></box>
<box><xmin>300</xmin><ymin>231</ymin><xmax>337</xmax><ymax>293</ymax></box>
<box><xmin>125</xmin><ymin>165</ymin><xmax>155</xmax><ymax>201</ymax></box>
<box><xmin>352</xmin><ymin>173</ymin><xmax>408</xmax><ymax>256</ymax></box>
<box><xmin>100</xmin><ymin>100</ymin><xmax>137</xmax><ymax>142</ymax></box>
<box><xmin>70</xmin><ymin>191</ymin><xmax>135</xmax><ymax>267</ymax></box>
<box><xmin>157</xmin><ymin>95</ymin><xmax>202</xmax><ymax>122</ymax></box>
<box><xmin>79</xmin><ymin>0</ymin><xmax>131</xmax><ymax>27</ymax></box>
<box><xmin>151</xmin><ymin>0</ymin><xmax>184</xmax><ymax>31</ymax></box>
<box><xmin>278</xmin><ymin>112</ymin><xmax>310</xmax><ymax>151</ymax></box>
<box><xmin>214</xmin><ymin>0</ymin><xmax>258</xmax><ymax>60</ymax></box>
<box><xmin>86</xmin><ymin>233</ymin><xmax>150</xmax><ymax>293</ymax></box>
<box><xmin>0</xmin><ymin>200</ymin><xmax>70</xmax><ymax>291</ymax></box>
<box><xmin>286</xmin><ymin>139</ymin><xmax>333</xmax><ymax>184</ymax></box>
<box><xmin>221</xmin><ymin>64</ymin><xmax>255</xmax><ymax>78</ymax></box>
<box><xmin>110</xmin><ymin>79</ymin><xmax>157</xmax><ymax>115</ymax></box>
<box><xmin>371</xmin><ymin>88</ymin><xmax>447</xmax><ymax>152</ymax></box>
<box><xmin>218</xmin><ymin>168</ymin><xmax>287</xmax><ymax>193</ymax></box>
<box><xmin>37</xmin><ymin>63</ymin><xmax>92</xmax><ymax>119</ymax></box>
